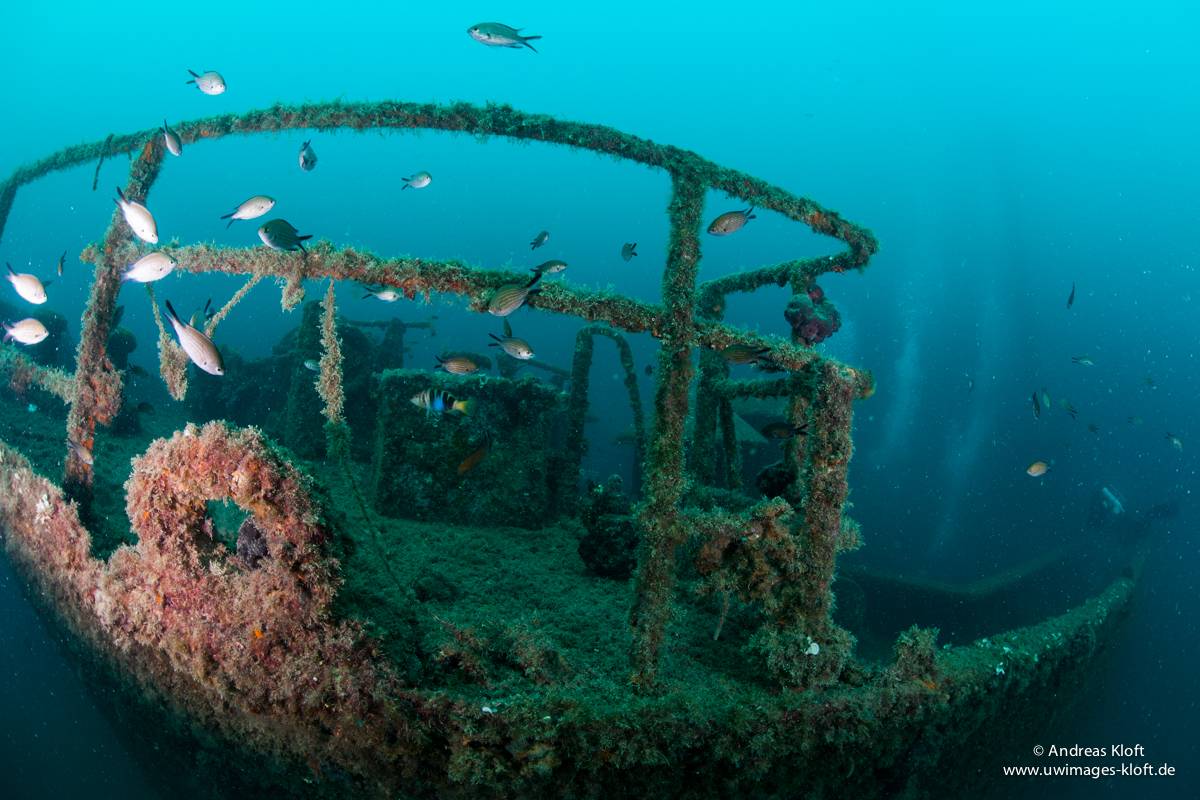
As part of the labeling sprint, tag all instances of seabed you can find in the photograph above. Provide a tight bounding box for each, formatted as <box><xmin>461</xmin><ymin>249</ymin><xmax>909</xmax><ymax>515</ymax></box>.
<box><xmin>0</xmin><ymin>101</ymin><xmax>1139</xmax><ymax>798</ymax></box>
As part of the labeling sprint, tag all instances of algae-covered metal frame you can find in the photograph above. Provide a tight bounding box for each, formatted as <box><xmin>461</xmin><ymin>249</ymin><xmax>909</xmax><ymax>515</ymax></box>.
<box><xmin>0</xmin><ymin>100</ymin><xmax>881</xmax><ymax>688</ymax></box>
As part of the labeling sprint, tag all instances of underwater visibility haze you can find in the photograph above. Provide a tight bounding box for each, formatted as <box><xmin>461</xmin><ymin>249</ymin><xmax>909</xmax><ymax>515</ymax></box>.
<box><xmin>0</xmin><ymin>3</ymin><xmax>1196</xmax><ymax>799</ymax></box>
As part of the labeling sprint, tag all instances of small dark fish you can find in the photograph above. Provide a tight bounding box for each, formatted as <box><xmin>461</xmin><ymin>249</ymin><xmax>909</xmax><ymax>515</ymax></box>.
<box><xmin>188</xmin><ymin>298</ymin><xmax>213</xmax><ymax>326</ymax></box>
<box><xmin>721</xmin><ymin>344</ymin><xmax>771</xmax><ymax>365</ymax></box>
<box><xmin>531</xmin><ymin>259</ymin><xmax>567</xmax><ymax>277</ymax></box>
<box><xmin>761</xmin><ymin>421</ymin><xmax>808</xmax><ymax>440</ymax></box>
<box><xmin>1087</xmin><ymin>423</ymin><xmax>1100</xmax><ymax>434</ymax></box>
<box><xmin>1067</xmin><ymin>281</ymin><xmax>1076</xmax><ymax>309</ymax></box>
<box><xmin>1063</xmin><ymin>402</ymin><xmax>1078</xmax><ymax>420</ymax></box>
<box><xmin>621</xmin><ymin>242</ymin><xmax>638</xmax><ymax>262</ymax></box>
<box><xmin>136</xmin><ymin>401</ymin><xmax>155</xmax><ymax>415</ymax></box>
<box><xmin>529</xmin><ymin>230</ymin><xmax>549</xmax><ymax>249</ymax></box>
<box><xmin>488</xmin><ymin>274</ymin><xmax>541</xmax><ymax>317</ymax></box>
<box><xmin>56</xmin><ymin>249</ymin><xmax>67</xmax><ymax>277</ymax></box>
<box><xmin>644</xmin><ymin>364</ymin><xmax>653</xmax><ymax>376</ymax></box>
<box><xmin>1031</xmin><ymin>391</ymin><xmax>1042</xmax><ymax>419</ymax></box>
<box><xmin>707</xmin><ymin>207</ymin><xmax>756</xmax><ymax>236</ymax></box>
<box><xmin>457</xmin><ymin>434</ymin><xmax>493</xmax><ymax>476</ymax></box>
<box><xmin>435</xmin><ymin>355</ymin><xmax>480</xmax><ymax>375</ymax></box>
<box><xmin>258</xmin><ymin>219</ymin><xmax>313</xmax><ymax>253</ymax></box>
<box><xmin>299</xmin><ymin>140</ymin><xmax>318</xmax><ymax>171</ymax></box>
<box><xmin>128</xmin><ymin>364</ymin><xmax>149</xmax><ymax>378</ymax></box>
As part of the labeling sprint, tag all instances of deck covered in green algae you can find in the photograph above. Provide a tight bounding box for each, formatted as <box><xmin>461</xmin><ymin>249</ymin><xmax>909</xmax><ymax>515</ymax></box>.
<box><xmin>0</xmin><ymin>390</ymin><xmax>1139</xmax><ymax>798</ymax></box>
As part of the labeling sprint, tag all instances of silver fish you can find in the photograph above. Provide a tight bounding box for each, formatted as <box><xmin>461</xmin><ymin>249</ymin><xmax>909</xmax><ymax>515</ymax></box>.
<box><xmin>362</xmin><ymin>287</ymin><xmax>400</xmax><ymax>302</ymax></box>
<box><xmin>467</xmin><ymin>22</ymin><xmax>542</xmax><ymax>52</ymax></box>
<box><xmin>402</xmin><ymin>171</ymin><xmax>432</xmax><ymax>190</ymax></box>
<box><xmin>488</xmin><ymin>275</ymin><xmax>541</xmax><ymax>316</ymax></box>
<box><xmin>115</xmin><ymin>187</ymin><xmax>158</xmax><ymax>244</ymax></box>
<box><xmin>3</xmin><ymin>318</ymin><xmax>49</xmax><ymax>345</ymax></box>
<box><xmin>531</xmin><ymin>259</ymin><xmax>567</xmax><ymax>276</ymax></box>
<box><xmin>303</xmin><ymin>359</ymin><xmax>320</xmax><ymax>372</ymax></box>
<box><xmin>122</xmin><ymin>252</ymin><xmax>176</xmax><ymax>283</ymax></box>
<box><xmin>162</xmin><ymin>120</ymin><xmax>182</xmax><ymax>156</ymax></box>
<box><xmin>220</xmin><ymin>195</ymin><xmax>275</xmax><ymax>228</ymax></box>
<box><xmin>57</xmin><ymin>250</ymin><xmax>67</xmax><ymax>277</ymax></box>
<box><xmin>299</xmin><ymin>140</ymin><xmax>318</xmax><ymax>171</ymax></box>
<box><xmin>68</xmin><ymin>438</ymin><xmax>94</xmax><ymax>466</ymax></box>
<box><xmin>707</xmin><ymin>207</ymin><xmax>756</xmax><ymax>236</ymax></box>
<box><xmin>488</xmin><ymin>332</ymin><xmax>535</xmax><ymax>360</ymax></box>
<box><xmin>621</xmin><ymin>242</ymin><xmax>638</xmax><ymax>262</ymax></box>
<box><xmin>258</xmin><ymin>219</ymin><xmax>313</xmax><ymax>253</ymax></box>
<box><xmin>164</xmin><ymin>300</ymin><xmax>224</xmax><ymax>375</ymax></box>
<box><xmin>529</xmin><ymin>230</ymin><xmax>549</xmax><ymax>249</ymax></box>
<box><xmin>5</xmin><ymin>263</ymin><xmax>47</xmax><ymax>304</ymax></box>
<box><xmin>186</xmin><ymin>69</ymin><xmax>226</xmax><ymax>95</ymax></box>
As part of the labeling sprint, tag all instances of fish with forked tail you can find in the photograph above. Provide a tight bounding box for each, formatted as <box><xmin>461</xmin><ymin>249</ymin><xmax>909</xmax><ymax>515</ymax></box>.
<box><xmin>220</xmin><ymin>195</ymin><xmax>275</xmax><ymax>228</ymax></box>
<box><xmin>3</xmin><ymin>318</ymin><xmax>49</xmax><ymax>345</ymax></box>
<box><xmin>299</xmin><ymin>140</ymin><xmax>318</xmax><ymax>172</ymax></box>
<box><xmin>186</xmin><ymin>69</ymin><xmax>226</xmax><ymax>95</ymax></box>
<box><xmin>5</xmin><ymin>263</ymin><xmax>47</xmax><ymax>304</ymax></box>
<box><xmin>708</xmin><ymin>207</ymin><xmax>756</xmax><ymax>236</ymax></box>
<box><xmin>162</xmin><ymin>120</ymin><xmax>183</xmax><ymax>156</ymax></box>
<box><xmin>468</xmin><ymin>22</ymin><xmax>542</xmax><ymax>52</ymax></box>
<box><xmin>115</xmin><ymin>187</ymin><xmax>158</xmax><ymax>244</ymax></box>
<box><xmin>488</xmin><ymin>330</ymin><xmax>535</xmax><ymax>360</ymax></box>
<box><xmin>258</xmin><ymin>219</ymin><xmax>313</xmax><ymax>254</ymax></box>
<box><xmin>488</xmin><ymin>274</ymin><xmax>541</xmax><ymax>316</ymax></box>
<box><xmin>164</xmin><ymin>299</ymin><xmax>224</xmax><ymax>375</ymax></box>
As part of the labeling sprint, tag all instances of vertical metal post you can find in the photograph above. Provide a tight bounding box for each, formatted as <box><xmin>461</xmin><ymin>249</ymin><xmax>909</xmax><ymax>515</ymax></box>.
<box><xmin>64</xmin><ymin>140</ymin><xmax>165</xmax><ymax>499</ymax></box>
<box><xmin>628</xmin><ymin>172</ymin><xmax>704</xmax><ymax>688</ymax></box>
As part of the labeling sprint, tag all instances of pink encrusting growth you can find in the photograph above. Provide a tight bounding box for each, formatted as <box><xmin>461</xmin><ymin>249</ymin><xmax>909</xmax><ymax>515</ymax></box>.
<box><xmin>0</xmin><ymin>425</ymin><xmax>432</xmax><ymax>789</ymax></box>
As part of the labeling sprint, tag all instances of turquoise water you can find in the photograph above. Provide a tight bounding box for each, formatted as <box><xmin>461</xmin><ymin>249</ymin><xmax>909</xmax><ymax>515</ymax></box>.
<box><xmin>1</xmin><ymin>3</ymin><xmax>1197</xmax><ymax>798</ymax></box>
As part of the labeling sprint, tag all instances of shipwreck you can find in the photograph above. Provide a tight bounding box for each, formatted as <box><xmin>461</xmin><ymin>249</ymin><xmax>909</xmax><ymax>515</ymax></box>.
<box><xmin>0</xmin><ymin>101</ymin><xmax>1140</xmax><ymax>798</ymax></box>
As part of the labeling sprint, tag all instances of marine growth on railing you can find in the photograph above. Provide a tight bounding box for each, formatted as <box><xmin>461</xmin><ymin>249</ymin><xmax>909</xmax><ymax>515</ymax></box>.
<box><xmin>0</xmin><ymin>100</ymin><xmax>878</xmax><ymax>690</ymax></box>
